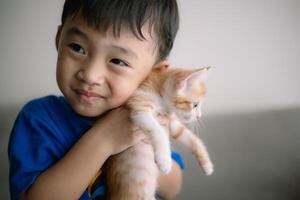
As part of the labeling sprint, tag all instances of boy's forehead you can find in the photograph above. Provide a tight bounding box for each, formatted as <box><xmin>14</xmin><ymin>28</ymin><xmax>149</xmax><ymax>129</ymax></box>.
<box><xmin>63</xmin><ymin>15</ymin><xmax>155</xmax><ymax>42</ymax></box>
<box><xmin>62</xmin><ymin>15</ymin><xmax>158</xmax><ymax>56</ymax></box>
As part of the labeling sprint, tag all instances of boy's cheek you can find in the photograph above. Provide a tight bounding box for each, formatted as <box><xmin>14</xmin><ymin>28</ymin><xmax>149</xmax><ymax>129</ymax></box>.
<box><xmin>110</xmin><ymin>84</ymin><xmax>138</xmax><ymax>106</ymax></box>
<box><xmin>111</xmin><ymin>90</ymin><xmax>134</xmax><ymax>106</ymax></box>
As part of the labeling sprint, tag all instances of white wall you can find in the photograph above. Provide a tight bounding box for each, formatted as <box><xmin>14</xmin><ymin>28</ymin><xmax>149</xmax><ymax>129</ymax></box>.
<box><xmin>0</xmin><ymin>0</ymin><xmax>299</xmax><ymax>114</ymax></box>
<box><xmin>171</xmin><ymin>0</ymin><xmax>300</xmax><ymax>114</ymax></box>
<box><xmin>0</xmin><ymin>0</ymin><xmax>63</xmax><ymax>107</ymax></box>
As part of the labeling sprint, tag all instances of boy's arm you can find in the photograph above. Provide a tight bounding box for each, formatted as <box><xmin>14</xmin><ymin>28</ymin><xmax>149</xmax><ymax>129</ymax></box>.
<box><xmin>157</xmin><ymin>160</ymin><xmax>182</xmax><ymax>200</ymax></box>
<box><xmin>20</xmin><ymin>108</ymin><xmax>144</xmax><ymax>200</ymax></box>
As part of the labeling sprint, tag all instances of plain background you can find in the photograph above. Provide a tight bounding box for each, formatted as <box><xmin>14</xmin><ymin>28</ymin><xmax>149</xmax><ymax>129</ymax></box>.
<box><xmin>1</xmin><ymin>0</ymin><xmax>299</xmax><ymax>199</ymax></box>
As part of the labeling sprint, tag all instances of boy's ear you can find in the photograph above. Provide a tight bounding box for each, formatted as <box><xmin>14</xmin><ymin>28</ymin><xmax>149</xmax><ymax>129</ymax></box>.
<box><xmin>55</xmin><ymin>25</ymin><xmax>62</xmax><ymax>51</ymax></box>
<box><xmin>152</xmin><ymin>60</ymin><xmax>170</xmax><ymax>73</ymax></box>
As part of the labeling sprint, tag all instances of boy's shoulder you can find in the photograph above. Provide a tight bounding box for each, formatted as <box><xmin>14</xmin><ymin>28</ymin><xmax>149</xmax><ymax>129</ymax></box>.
<box><xmin>23</xmin><ymin>95</ymin><xmax>64</xmax><ymax>111</ymax></box>
<box><xmin>21</xmin><ymin>95</ymin><xmax>69</xmax><ymax>119</ymax></box>
<box><xmin>19</xmin><ymin>95</ymin><xmax>91</xmax><ymax>131</ymax></box>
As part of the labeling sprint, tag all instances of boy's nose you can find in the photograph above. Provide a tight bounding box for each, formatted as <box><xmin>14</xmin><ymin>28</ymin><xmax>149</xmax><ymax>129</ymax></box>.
<box><xmin>77</xmin><ymin>60</ymin><xmax>106</xmax><ymax>86</ymax></box>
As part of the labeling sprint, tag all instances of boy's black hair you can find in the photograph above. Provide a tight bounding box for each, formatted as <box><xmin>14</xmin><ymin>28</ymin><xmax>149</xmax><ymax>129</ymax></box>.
<box><xmin>61</xmin><ymin>0</ymin><xmax>179</xmax><ymax>62</ymax></box>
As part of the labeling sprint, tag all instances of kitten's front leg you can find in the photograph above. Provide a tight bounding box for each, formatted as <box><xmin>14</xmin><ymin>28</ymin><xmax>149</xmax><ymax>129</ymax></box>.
<box><xmin>170</xmin><ymin>115</ymin><xmax>214</xmax><ymax>175</ymax></box>
<box><xmin>131</xmin><ymin>111</ymin><xmax>173</xmax><ymax>174</ymax></box>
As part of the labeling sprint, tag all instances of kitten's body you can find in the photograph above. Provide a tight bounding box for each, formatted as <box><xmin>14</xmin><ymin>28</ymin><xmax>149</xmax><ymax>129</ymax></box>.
<box><xmin>104</xmin><ymin>67</ymin><xmax>213</xmax><ymax>200</ymax></box>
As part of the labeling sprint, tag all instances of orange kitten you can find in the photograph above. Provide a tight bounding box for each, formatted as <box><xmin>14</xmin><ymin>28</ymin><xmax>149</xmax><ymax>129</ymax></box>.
<box><xmin>104</xmin><ymin>67</ymin><xmax>213</xmax><ymax>200</ymax></box>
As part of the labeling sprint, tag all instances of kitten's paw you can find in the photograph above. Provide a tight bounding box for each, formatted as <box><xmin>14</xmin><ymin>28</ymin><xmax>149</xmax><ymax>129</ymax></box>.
<box><xmin>201</xmin><ymin>162</ymin><xmax>214</xmax><ymax>176</ymax></box>
<box><xmin>155</xmin><ymin>154</ymin><xmax>172</xmax><ymax>174</ymax></box>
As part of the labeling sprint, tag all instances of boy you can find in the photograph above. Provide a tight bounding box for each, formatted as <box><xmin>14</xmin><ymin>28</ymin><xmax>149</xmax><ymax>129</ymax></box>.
<box><xmin>8</xmin><ymin>0</ymin><xmax>184</xmax><ymax>199</ymax></box>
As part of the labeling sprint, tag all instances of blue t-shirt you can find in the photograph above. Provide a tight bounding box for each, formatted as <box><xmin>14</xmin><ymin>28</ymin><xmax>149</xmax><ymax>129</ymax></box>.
<box><xmin>8</xmin><ymin>95</ymin><xmax>185</xmax><ymax>200</ymax></box>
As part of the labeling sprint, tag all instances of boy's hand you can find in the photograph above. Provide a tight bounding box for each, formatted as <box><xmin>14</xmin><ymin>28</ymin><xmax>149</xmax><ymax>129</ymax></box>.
<box><xmin>93</xmin><ymin>107</ymin><xmax>146</xmax><ymax>155</ymax></box>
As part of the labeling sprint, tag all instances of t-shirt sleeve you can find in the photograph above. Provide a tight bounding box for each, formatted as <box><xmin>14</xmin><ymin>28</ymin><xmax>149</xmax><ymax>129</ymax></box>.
<box><xmin>8</xmin><ymin>107</ymin><xmax>63</xmax><ymax>200</ymax></box>
<box><xmin>171</xmin><ymin>151</ymin><xmax>185</xmax><ymax>169</ymax></box>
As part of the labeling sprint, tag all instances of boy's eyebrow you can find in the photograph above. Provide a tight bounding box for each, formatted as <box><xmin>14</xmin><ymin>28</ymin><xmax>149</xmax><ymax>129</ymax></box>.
<box><xmin>66</xmin><ymin>26</ymin><xmax>89</xmax><ymax>41</ymax></box>
<box><xmin>110</xmin><ymin>45</ymin><xmax>138</xmax><ymax>59</ymax></box>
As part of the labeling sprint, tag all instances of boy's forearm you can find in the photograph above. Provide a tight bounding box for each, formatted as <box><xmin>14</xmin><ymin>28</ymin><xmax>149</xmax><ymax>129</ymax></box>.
<box><xmin>21</xmin><ymin>126</ymin><xmax>113</xmax><ymax>200</ymax></box>
<box><xmin>157</xmin><ymin>160</ymin><xmax>182</xmax><ymax>200</ymax></box>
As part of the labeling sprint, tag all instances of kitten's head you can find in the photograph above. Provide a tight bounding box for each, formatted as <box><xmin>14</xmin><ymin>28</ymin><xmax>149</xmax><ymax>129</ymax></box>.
<box><xmin>164</xmin><ymin>67</ymin><xmax>210</xmax><ymax>124</ymax></box>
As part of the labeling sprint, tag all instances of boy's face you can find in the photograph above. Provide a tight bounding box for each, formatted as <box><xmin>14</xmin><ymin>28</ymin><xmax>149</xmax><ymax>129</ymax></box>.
<box><xmin>56</xmin><ymin>16</ymin><xmax>166</xmax><ymax>117</ymax></box>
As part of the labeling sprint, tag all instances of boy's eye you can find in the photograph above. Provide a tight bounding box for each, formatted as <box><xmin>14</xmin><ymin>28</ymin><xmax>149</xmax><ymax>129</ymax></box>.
<box><xmin>68</xmin><ymin>43</ymin><xmax>85</xmax><ymax>55</ymax></box>
<box><xmin>110</xmin><ymin>58</ymin><xmax>129</xmax><ymax>67</ymax></box>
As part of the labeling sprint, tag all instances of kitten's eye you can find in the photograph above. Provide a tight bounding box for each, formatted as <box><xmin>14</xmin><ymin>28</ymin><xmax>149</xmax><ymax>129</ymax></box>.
<box><xmin>110</xmin><ymin>58</ymin><xmax>129</xmax><ymax>67</ymax></box>
<box><xmin>68</xmin><ymin>43</ymin><xmax>85</xmax><ymax>55</ymax></box>
<box><xmin>192</xmin><ymin>102</ymin><xmax>199</xmax><ymax>108</ymax></box>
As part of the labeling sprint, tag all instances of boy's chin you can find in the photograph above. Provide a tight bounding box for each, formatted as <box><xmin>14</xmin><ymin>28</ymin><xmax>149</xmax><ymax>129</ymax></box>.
<box><xmin>72</xmin><ymin>104</ymin><xmax>107</xmax><ymax>118</ymax></box>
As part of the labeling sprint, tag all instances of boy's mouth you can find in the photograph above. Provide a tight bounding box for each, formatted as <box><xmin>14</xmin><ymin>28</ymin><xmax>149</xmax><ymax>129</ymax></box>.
<box><xmin>74</xmin><ymin>89</ymin><xmax>105</xmax><ymax>103</ymax></box>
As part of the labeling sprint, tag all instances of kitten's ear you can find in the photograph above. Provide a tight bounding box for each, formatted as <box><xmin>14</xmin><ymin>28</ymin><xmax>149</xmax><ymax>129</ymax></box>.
<box><xmin>192</xmin><ymin>66</ymin><xmax>210</xmax><ymax>82</ymax></box>
<box><xmin>176</xmin><ymin>67</ymin><xmax>210</xmax><ymax>91</ymax></box>
<box><xmin>152</xmin><ymin>60</ymin><xmax>170</xmax><ymax>73</ymax></box>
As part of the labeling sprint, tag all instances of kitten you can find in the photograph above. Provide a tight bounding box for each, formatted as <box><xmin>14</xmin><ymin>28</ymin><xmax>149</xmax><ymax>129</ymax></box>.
<box><xmin>103</xmin><ymin>67</ymin><xmax>213</xmax><ymax>200</ymax></box>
